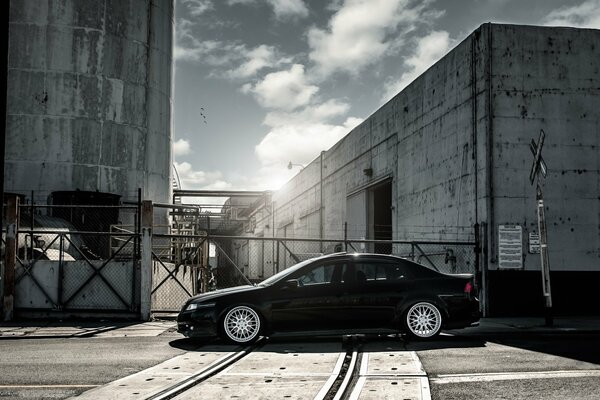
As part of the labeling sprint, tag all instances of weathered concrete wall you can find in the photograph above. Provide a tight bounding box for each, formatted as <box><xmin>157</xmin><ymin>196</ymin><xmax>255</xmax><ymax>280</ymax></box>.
<box><xmin>271</xmin><ymin>26</ymin><xmax>489</xmax><ymax>244</ymax></box>
<box><xmin>489</xmin><ymin>25</ymin><xmax>600</xmax><ymax>273</ymax></box>
<box><xmin>6</xmin><ymin>0</ymin><xmax>174</xmax><ymax>203</ymax></box>
<box><xmin>268</xmin><ymin>24</ymin><xmax>599</xmax><ymax>277</ymax></box>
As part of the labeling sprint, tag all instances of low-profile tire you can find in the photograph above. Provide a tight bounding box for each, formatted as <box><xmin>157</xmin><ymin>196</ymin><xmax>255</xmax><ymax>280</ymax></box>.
<box><xmin>222</xmin><ymin>305</ymin><xmax>262</xmax><ymax>344</ymax></box>
<box><xmin>404</xmin><ymin>301</ymin><xmax>443</xmax><ymax>339</ymax></box>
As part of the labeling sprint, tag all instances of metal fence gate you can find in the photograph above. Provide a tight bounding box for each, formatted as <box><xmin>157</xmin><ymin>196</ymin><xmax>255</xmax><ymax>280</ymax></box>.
<box><xmin>5</xmin><ymin>200</ymin><xmax>141</xmax><ymax>317</ymax></box>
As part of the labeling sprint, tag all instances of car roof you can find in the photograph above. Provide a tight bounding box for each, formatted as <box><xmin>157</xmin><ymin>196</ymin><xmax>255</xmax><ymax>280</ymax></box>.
<box><xmin>314</xmin><ymin>252</ymin><xmax>410</xmax><ymax>262</ymax></box>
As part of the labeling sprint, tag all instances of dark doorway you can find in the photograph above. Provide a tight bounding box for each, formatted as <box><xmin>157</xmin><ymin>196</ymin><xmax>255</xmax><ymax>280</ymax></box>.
<box><xmin>369</xmin><ymin>180</ymin><xmax>392</xmax><ymax>253</ymax></box>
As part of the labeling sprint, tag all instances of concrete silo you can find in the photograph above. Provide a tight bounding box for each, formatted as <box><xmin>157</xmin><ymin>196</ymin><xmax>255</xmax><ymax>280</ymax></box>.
<box><xmin>5</xmin><ymin>0</ymin><xmax>174</xmax><ymax>204</ymax></box>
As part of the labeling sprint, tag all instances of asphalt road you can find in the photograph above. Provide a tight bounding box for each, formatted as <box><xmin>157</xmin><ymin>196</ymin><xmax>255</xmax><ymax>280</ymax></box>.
<box><xmin>1</xmin><ymin>330</ymin><xmax>599</xmax><ymax>399</ymax></box>
<box><xmin>411</xmin><ymin>333</ymin><xmax>600</xmax><ymax>400</ymax></box>
<box><xmin>0</xmin><ymin>331</ymin><xmax>187</xmax><ymax>400</ymax></box>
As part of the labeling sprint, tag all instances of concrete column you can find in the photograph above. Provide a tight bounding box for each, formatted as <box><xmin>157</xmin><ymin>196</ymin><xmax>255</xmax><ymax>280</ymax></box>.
<box><xmin>140</xmin><ymin>200</ymin><xmax>153</xmax><ymax>321</ymax></box>
<box><xmin>2</xmin><ymin>195</ymin><xmax>19</xmax><ymax>321</ymax></box>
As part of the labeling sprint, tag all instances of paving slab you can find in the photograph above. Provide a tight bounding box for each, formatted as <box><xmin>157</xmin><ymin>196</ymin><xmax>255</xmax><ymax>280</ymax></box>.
<box><xmin>71</xmin><ymin>346</ymin><xmax>235</xmax><ymax>399</ymax></box>
<box><xmin>360</xmin><ymin>351</ymin><xmax>425</xmax><ymax>376</ymax></box>
<box><xmin>349</xmin><ymin>376</ymin><xmax>431</xmax><ymax>400</ymax></box>
<box><xmin>354</xmin><ymin>343</ymin><xmax>431</xmax><ymax>400</ymax></box>
<box><xmin>173</xmin><ymin>375</ymin><xmax>329</xmax><ymax>400</ymax></box>
<box><xmin>224</xmin><ymin>341</ymin><xmax>344</xmax><ymax>376</ymax></box>
<box><xmin>203</xmin><ymin>342</ymin><xmax>346</xmax><ymax>399</ymax></box>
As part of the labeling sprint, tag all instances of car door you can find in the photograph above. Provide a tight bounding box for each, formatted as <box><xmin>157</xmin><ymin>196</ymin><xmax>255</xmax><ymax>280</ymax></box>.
<box><xmin>345</xmin><ymin>259</ymin><xmax>413</xmax><ymax>329</ymax></box>
<box><xmin>269</xmin><ymin>260</ymin><xmax>348</xmax><ymax>332</ymax></box>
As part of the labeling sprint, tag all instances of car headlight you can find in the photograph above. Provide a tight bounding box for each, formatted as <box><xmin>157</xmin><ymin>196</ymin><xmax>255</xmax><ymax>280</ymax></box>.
<box><xmin>186</xmin><ymin>302</ymin><xmax>216</xmax><ymax>311</ymax></box>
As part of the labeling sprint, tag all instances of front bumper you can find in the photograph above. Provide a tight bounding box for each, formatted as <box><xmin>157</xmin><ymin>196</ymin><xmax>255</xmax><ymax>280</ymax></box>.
<box><xmin>177</xmin><ymin>309</ymin><xmax>219</xmax><ymax>338</ymax></box>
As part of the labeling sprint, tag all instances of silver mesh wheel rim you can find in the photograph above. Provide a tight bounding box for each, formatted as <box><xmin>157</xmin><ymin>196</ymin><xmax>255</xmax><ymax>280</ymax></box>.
<box><xmin>224</xmin><ymin>306</ymin><xmax>261</xmax><ymax>343</ymax></box>
<box><xmin>406</xmin><ymin>302</ymin><xmax>442</xmax><ymax>338</ymax></box>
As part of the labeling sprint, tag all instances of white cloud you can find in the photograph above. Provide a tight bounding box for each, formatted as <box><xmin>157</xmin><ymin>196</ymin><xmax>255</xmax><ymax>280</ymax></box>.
<box><xmin>542</xmin><ymin>0</ymin><xmax>600</xmax><ymax>29</ymax></box>
<box><xmin>174</xmin><ymin>34</ymin><xmax>246</xmax><ymax>65</ymax></box>
<box><xmin>226</xmin><ymin>0</ymin><xmax>308</xmax><ymax>19</ymax></box>
<box><xmin>226</xmin><ymin>45</ymin><xmax>292</xmax><ymax>79</ymax></box>
<box><xmin>308</xmin><ymin>0</ymin><xmax>441</xmax><ymax>77</ymax></box>
<box><xmin>267</xmin><ymin>0</ymin><xmax>309</xmax><ymax>19</ymax></box>
<box><xmin>263</xmin><ymin>99</ymin><xmax>350</xmax><ymax>127</ymax></box>
<box><xmin>182</xmin><ymin>0</ymin><xmax>214</xmax><ymax>16</ymax></box>
<box><xmin>173</xmin><ymin>139</ymin><xmax>192</xmax><ymax>156</ymax></box>
<box><xmin>175</xmin><ymin>25</ymin><xmax>291</xmax><ymax>79</ymax></box>
<box><xmin>255</xmin><ymin>117</ymin><xmax>362</xmax><ymax>168</ymax></box>
<box><xmin>242</xmin><ymin>64</ymin><xmax>319</xmax><ymax>111</ymax></box>
<box><xmin>227</xmin><ymin>0</ymin><xmax>255</xmax><ymax>4</ymax></box>
<box><xmin>174</xmin><ymin>161</ymin><xmax>232</xmax><ymax>190</ymax></box>
<box><xmin>382</xmin><ymin>30</ymin><xmax>452</xmax><ymax>102</ymax></box>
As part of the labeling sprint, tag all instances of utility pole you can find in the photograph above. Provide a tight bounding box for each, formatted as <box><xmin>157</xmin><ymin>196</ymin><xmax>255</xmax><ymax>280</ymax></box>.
<box><xmin>529</xmin><ymin>129</ymin><xmax>552</xmax><ymax>326</ymax></box>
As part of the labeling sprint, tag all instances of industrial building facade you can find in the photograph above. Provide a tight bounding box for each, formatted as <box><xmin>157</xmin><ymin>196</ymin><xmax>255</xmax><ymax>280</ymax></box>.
<box><xmin>247</xmin><ymin>24</ymin><xmax>600</xmax><ymax>316</ymax></box>
<box><xmin>5</xmin><ymin>0</ymin><xmax>174</xmax><ymax>205</ymax></box>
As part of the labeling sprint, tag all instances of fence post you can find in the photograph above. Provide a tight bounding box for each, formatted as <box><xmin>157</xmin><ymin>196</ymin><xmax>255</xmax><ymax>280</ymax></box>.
<box><xmin>3</xmin><ymin>195</ymin><xmax>19</xmax><ymax>321</ymax></box>
<box><xmin>344</xmin><ymin>222</ymin><xmax>348</xmax><ymax>252</ymax></box>
<box><xmin>140</xmin><ymin>200</ymin><xmax>153</xmax><ymax>321</ymax></box>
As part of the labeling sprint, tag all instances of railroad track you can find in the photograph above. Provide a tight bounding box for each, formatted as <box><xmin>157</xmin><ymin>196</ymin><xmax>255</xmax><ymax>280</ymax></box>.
<box><xmin>73</xmin><ymin>335</ymin><xmax>431</xmax><ymax>400</ymax></box>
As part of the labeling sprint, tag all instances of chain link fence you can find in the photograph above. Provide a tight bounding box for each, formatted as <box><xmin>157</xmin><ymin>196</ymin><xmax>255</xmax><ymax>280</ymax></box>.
<box><xmin>10</xmin><ymin>203</ymin><xmax>140</xmax><ymax>313</ymax></box>
<box><xmin>196</xmin><ymin>236</ymin><xmax>479</xmax><ymax>294</ymax></box>
<box><xmin>3</xmin><ymin>197</ymin><xmax>479</xmax><ymax>316</ymax></box>
<box><xmin>150</xmin><ymin>234</ymin><xmax>201</xmax><ymax>314</ymax></box>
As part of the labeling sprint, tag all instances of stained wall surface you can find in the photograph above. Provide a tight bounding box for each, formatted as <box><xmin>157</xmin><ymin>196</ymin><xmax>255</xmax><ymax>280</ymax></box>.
<box><xmin>266</xmin><ymin>24</ymin><xmax>600</xmax><ymax>276</ymax></box>
<box><xmin>488</xmin><ymin>25</ymin><xmax>600</xmax><ymax>273</ymax></box>
<box><xmin>5</xmin><ymin>0</ymin><xmax>174</xmax><ymax>203</ymax></box>
<box><xmin>269</xmin><ymin>25</ymin><xmax>489</xmax><ymax>245</ymax></box>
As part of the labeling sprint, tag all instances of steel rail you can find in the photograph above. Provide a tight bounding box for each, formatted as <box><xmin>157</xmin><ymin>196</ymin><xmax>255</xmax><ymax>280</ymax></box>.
<box><xmin>144</xmin><ymin>338</ymin><xmax>265</xmax><ymax>400</ymax></box>
<box><xmin>332</xmin><ymin>349</ymin><xmax>359</xmax><ymax>400</ymax></box>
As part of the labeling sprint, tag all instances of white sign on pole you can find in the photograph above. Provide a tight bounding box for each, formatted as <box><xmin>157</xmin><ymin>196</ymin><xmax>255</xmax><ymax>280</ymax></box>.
<box><xmin>529</xmin><ymin>232</ymin><xmax>540</xmax><ymax>254</ymax></box>
<box><xmin>498</xmin><ymin>225</ymin><xmax>523</xmax><ymax>269</ymax></box>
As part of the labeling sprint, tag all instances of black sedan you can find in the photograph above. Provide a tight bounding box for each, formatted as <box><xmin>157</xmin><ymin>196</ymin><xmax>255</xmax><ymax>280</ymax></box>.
<box><xmin>177</xmin><ymin>253</ymin><xmax>480</xmax><ymax>343</ymax></box>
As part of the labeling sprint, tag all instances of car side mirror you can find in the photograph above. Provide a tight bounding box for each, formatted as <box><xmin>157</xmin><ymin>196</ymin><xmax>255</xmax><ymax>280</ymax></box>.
<box><xmin>282</xmin><ymin>279</ymin><xmax>300</xmax><ymax>290</ymax></box>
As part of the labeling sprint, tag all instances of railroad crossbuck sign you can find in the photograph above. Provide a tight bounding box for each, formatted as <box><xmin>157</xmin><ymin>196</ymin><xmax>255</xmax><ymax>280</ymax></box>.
<box><xmin>530</xmin><ymin>129</ymin><xmax>553</xmax><ymax>326</ymax></box>
<box><xmin>529</xmin><ymin>129</ymin><xmax>547</xmax><ymax>185</ymax></box>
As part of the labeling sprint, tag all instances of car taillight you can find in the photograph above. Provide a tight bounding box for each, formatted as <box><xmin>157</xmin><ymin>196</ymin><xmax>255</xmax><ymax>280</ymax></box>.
<box><xmin>464</xmin><ymin>281</ymin><xmax>473</xmax><ymax>294</ymax></box>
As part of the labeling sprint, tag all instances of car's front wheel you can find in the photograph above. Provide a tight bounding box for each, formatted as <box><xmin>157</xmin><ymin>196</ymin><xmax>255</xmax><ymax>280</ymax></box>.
<box><xmin>222</xmin><ymin>305</ymin><xmax>262</xmax><ymax>344</ymax></box>
<box><xmin>404</xmin><ymin>302</ymin><xmax>442</xmax><ymax>339</ymax></box>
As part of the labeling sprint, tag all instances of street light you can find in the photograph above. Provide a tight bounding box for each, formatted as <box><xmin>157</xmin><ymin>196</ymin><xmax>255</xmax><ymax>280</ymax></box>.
<box><xmin>287</xmin><ymin>161</ymin><xmax>304</xmax><ymax>170</ymax></box>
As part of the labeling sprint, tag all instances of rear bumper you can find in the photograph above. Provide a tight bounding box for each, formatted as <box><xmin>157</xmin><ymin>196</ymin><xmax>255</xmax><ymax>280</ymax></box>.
<box><xmin>443</xmin><ymin>296</ymin><xmax>481</xmax><ymax>329</ymax></box>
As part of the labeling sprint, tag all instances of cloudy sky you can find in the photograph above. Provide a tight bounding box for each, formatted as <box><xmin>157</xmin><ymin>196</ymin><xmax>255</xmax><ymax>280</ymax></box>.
<box><xmin>173</xmin><ymin>0</ymin><xmax>600</xmax><ymax>192</ymax></box>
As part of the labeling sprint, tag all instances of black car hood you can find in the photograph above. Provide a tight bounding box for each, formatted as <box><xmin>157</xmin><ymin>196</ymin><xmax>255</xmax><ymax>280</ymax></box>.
<box><xmin>188</xmin><ymin>285</ymin><xmax>260</xmax><ymax>304</ymax></box>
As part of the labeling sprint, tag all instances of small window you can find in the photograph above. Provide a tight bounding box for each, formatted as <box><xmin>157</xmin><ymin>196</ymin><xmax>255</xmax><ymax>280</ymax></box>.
<box><xmin>385</xmin><ymin>263</ymin><xmax>411</xmax><ymax>280</ymax></box>
<box><xmin>297</xmin><ymin>263</ymin><xmax>343</xmax><ymax>286</ymax></box>
<box><xmin>354</xmin><ymin>261</ymin><xmax>412</xmax><ymax>282</ymax></box>
<box><xmin>355</xmin><ymin>262</ymin><xmax>387</xmax><ymax>282</ymax></box>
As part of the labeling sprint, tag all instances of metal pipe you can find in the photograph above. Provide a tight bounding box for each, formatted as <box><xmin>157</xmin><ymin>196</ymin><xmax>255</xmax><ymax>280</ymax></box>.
<box><xmin>0</xmin><ymin>0</ymin><xmax>10</xmax><ymax>209</ymax></box>
<box><xmin>320</xmin><ymin>151</ymin><xmax>324</xmax><ymax>251</ymax></box>
<box><xmin>174</xmin><ymin>190</ymin><xmax>269</xmax><ymax>197</ymax></box>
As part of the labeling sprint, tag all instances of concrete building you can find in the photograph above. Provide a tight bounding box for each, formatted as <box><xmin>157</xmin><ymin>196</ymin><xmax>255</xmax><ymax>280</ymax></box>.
<box><xmin>5</xmin><ymin>0</ymin><xmax>174</xmax><ymax>204</ymax></box>
<box><xmin>249</xmin><ymin>24</ymin><xmax>600</xmax><ymax>316</ymax></box>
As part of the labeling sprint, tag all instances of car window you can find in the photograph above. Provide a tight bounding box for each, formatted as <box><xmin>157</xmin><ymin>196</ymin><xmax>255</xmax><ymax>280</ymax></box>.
<box><xmin>354</xmin><ymin>263</ymin><xmax>378</xmax><ymax>282</ymax></box>
<box><xmin>354</xmin><ymin>261</ymin><xmax>412</xmax><ymax>282</ymax></box>
<box><xmin>296</xmin><ymin>263</ymin><xmax>344</xmax><ymax>286</ymax></box>
<box><xmin>384</xmin><ymin>263</ymin><xmax>411</xmax><ymax>280</ymax></box>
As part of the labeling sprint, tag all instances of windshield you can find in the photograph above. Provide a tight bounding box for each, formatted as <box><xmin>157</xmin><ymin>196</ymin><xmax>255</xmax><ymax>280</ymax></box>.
<box><xmin>258</xmin><ymin>257</ymin><xmax>317</xmax><ymax>286</ymax></box>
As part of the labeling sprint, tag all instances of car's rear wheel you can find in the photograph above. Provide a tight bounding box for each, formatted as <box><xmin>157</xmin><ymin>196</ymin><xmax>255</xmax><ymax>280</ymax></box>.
<box><xmin>222</xmin><ymin>305</ymin><xmax>261</xmax><ymax>344</ymax></box>
<box><xmin>404</xmin><ymin>302</ymin><xmax>442</xmax><ymax>339</ymax></box>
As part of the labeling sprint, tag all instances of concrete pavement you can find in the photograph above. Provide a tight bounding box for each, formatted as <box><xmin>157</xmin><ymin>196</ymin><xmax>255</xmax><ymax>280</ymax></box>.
<box><xmin>0</xmin><ymin>319</ymin><xmax>177</xmax><ymax>339</ymax></box>
<box><xmin>449</xmin><ymin>317</ymin><xmax>600</xmax><ymax>336</ymax></box>
<box><xmin>2</xmin><ymin>316</ymin><xmax>599</xmax><ymax>339</ymax></box>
